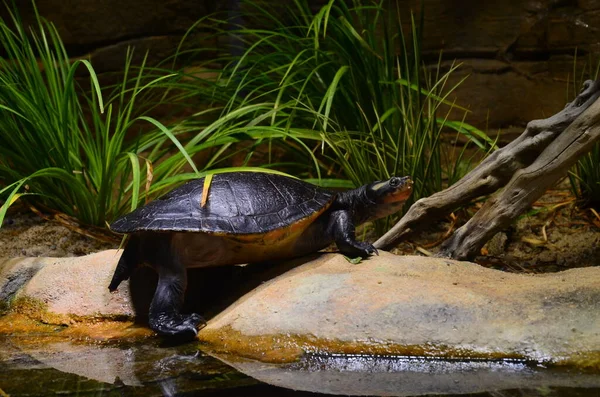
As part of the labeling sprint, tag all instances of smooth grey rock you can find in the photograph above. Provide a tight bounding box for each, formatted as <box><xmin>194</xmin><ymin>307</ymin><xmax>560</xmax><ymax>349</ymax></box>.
<box><xmin>2</xmin><ymin>249</ymin><xmax>599</xmax><ymax>370</ymax></box>
<box><xmin>0</xmin><ymin>250</ymin><xmax>133</xmax><ymax>318</ymax></box>
<box><xmin>200</xmin><ymin>252</ymin><xmax>600</xmax><ymax>365</ymax></box>
<box><xmin>0</xmin><ymin>258</ymin><xmax>43</xmax><ymax>303</ymax></box>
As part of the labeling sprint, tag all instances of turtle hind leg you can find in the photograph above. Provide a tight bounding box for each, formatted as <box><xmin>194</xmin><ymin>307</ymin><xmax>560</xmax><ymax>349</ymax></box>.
<box><xmin>108</xmin><ymin>235</ymin><xmax>141</xmax><ymax>292</ymax></box>
<box><xmin>148</xmin><ymin>239</ymin><xmax>206</xmax><ymax>339</ymax></box>
<box><xmin>148</xmin><ymin>273</ymin><xmax>206</xmax><ymax>339</ymax></box>
<box><xmin>149</xmin><ymin>312</ymin><xmax>206</xmax><ymax>339</ymax></box>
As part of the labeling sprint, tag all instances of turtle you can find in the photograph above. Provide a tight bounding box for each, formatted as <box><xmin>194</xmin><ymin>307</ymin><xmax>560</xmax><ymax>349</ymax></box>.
<box><xmin>108</xmin><ymin>171</ymin><xmax>412</xmax><ymax>339</ymax></box>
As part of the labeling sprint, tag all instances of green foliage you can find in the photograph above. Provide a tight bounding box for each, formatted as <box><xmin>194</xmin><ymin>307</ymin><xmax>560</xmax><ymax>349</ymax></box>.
<box><xmin>0</xmin><ymin>0</ymin><xmax>493</xmax><ymax>233</ymax></box>
<box><xmin>567</xmin><ymin>55</ymin><xmax>600</xmax><ymax>209</ymax></box>
<box><xmin>0</xmin><ymin>3</ymin><xmax>321</xmax><ymax>227</ymax></box>
<box><xmin>0</xmin><ymin>4</ymin><xmax>173</xmax><ymax>226</ymax></box>
<box><xmin>570</xmin><ymin>142</ymin><xmax>600</xmax><ymax>209</ymax></box>
<box><xmin>176</xmin><ymin>0</ymin><xmax>493</xmax><ymax>205</ymax></box>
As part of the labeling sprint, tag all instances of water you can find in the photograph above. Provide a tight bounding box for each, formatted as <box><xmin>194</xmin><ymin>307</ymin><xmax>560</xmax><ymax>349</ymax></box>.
<box><xmin>1</xmin><ymin>335</ymin><xmax>599</xmax><ymax>396</ymax></box>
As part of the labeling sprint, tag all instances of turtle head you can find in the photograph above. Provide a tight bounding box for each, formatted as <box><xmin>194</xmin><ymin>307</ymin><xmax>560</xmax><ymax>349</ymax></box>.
<box><xmin>361</xmin><ymin>176</ymin><xmax>413</xmax><ymax>222</ymax></box>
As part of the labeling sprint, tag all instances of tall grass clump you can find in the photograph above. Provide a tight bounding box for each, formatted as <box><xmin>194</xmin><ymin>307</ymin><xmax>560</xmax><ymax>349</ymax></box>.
<box><xmin>570</xmin><ymin>144</ymin><xmax>600</xmax><ymax>209</ymax></box>
<box><xmin>175</xmin><ymin>0</ymin><xmax>493</xmax><ymax>210</ymax></box>
<box><xmin>0</xmin><ymin>5</ymin><xmax>170</xmax><ymax>227</ymax></box>
<box><xmin>567</xmin><ymin>55</ymin><xmax>600</xmax><ymax>209</ymax></box>
<box><xmin>0</xmin><ymin>4</ymin><xmax>225</xmax><ymax>228</ymax></box>
<box><xmin>0</xmin><ymin>3</ymin><xmax>325</xmax><ymax>228</ymax></box>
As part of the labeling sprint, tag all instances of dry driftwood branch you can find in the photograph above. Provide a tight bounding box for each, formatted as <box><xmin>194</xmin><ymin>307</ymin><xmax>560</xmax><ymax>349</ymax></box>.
<box><xmin>374</xmin><ymin>80</ymin><xmax>600</xmax><ymax>259</ymax></box>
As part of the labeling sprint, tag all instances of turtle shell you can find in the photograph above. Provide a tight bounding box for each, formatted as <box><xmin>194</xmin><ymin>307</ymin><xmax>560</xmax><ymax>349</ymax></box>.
<box><xmin>110</xmin><ymin>172</ymin><xmax>335</xmax><ymax>235</ymax></box>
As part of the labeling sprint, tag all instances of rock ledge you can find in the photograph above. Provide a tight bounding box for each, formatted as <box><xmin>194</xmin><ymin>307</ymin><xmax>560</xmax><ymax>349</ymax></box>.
<box><xmin>199</xmin><ymin>253</ymin><xmax>600</xmax><ymax>366</ymax></box>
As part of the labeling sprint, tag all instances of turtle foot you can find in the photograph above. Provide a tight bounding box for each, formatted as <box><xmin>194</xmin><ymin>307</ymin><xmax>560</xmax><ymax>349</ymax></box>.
<box><xmin>340</xmin><ymin>241</ymin><xmax>379</xmax><ymax>258</ymax></box>
<box><xmin>150</xmin><ymin>312</ymin><xmax>207</xmax><ymax>340</ymax></box>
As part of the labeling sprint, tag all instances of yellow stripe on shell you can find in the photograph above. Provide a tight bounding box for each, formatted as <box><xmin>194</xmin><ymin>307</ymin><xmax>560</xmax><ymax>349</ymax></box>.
<box><xmin>200</xmin><ymin>174</ymin><xmax>214</xmax><ymax>207</ymax></box>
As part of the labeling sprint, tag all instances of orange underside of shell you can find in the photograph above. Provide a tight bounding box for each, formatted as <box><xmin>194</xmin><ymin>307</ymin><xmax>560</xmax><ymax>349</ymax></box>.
<box><xmin>172</xmin><ymin>204</ymin><xmax>331</xmax><ymax>268</ymax></box>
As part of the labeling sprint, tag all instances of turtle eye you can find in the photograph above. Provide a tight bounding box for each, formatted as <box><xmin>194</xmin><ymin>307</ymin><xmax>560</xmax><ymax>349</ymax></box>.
<box><xmin>389</xmin><ymin>177</ymin><xmax>401</xmax><ymax>187</ymax></box>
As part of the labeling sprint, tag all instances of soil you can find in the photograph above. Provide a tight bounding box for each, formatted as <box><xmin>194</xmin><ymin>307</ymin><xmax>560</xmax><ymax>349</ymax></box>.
<box><xmin>1</xmin><ymin>185</ymin><xmax>599</xmax><ymax>274</ymax></box>
<box><xmin>391</xmin><ymin>184</ymin><xmax>600</xmax><ymax>273</ymax></box>
<box><xmin>0</xmin><ymin>207</ymin><xmax>116</xmax><ymax>258</ymax></box>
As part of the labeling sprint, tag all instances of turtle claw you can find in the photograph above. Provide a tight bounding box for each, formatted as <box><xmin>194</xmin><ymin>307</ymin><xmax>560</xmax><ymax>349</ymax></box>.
<box><xmin>363</xmin><ymin>243</ymin><xmax>379</xmax><ymax>256</ymax></box>
<box><xmin>340</xmin><ymin>241</ymin><xmax>378</xmax><ymax>258</ymax></box>
<box><xmin>150</xmin><ymin>312</ymin><xmax>207</xmax><ymax>340</ymax></box>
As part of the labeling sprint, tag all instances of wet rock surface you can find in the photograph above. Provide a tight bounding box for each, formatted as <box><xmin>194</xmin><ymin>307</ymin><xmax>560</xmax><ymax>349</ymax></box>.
<box><xmin>0</xmin><ymin>248</ymin><xmax>599</xmax><ymax>396</ymax></box>
<box><xmin>2</xmin><ymin>334</ymin><xmax>599</xmax><ymax>397</ymax></box>
<box><xmin>2</xmin><ymin>249</ymin><xmax>600</xmax><ymax>367</ymax></box>
<box><xmin>213</xmin><ymin>352</ymin><xmax>600</xmax><ymax>396</ymax></box>
<box><xmin>0</xmin><ymin>335</ymin><xmax>256</xmax><ymax>396</ymax></box>
<box><xmin>2</xmin><ymin>249</ymin><xmax>599</xmax><ymax>370</ymax></box>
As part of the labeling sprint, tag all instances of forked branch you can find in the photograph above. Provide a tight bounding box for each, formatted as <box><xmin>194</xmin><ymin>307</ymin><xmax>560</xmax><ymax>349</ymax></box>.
<box><xmin>374</xmin><ymin>80</ymin><xmax>600</xmax><ymax>260</ymax></box>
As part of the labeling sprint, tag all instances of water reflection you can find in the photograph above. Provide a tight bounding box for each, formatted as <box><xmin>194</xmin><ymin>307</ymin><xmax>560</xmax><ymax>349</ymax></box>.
<box><xmin>1</xmin><ymin>336</ymin><xmax>599</xmax><ymax>396</ymax></box>
<box><xmin>216</xmin><ymin>352</ymin><xmax>600</xmax><ymax>396</ymax></box>
<box><xmin>0</xmin><ymin>335</ymin><xmax>254</xmax><ymax>396</ymax></box>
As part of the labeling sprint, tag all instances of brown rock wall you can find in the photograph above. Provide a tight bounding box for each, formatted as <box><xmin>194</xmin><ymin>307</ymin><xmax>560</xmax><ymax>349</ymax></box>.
<box><xmin>395</xmin><ymin>0</ymin><xmax>600</xmax><ymax>131</ymax></box>
<box><xmin>15</xmin><ymin>1</ymin><xmax>222</xmax><ymax>50</ymax></box>
<box><xmin>8</xmin><ymin>0</ymin><xmax>600</xmax><ymax>130</ymax></box>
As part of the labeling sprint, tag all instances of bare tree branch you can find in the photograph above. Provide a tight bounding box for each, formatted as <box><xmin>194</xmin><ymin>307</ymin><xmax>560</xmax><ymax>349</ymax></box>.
<box><xmin>374</xmin><ymin>80</ymin><xmax>600</xmax><ymax>259</ymax></box>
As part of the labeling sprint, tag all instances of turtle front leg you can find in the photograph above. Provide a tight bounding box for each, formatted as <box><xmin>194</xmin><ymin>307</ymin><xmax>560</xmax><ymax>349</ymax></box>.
<box><xmin>329</xmin><ymin>210</ymin><xmax>378</xmax><ymax>258</ymax></box>
<box><xmin>108</xmin><ymin>235</ymin><xmax>140</xmax><ymax>292</ymax></box>
<box><xmin>148</xmin><ymin>242</ymin><xmax>206</xmax><ymax>339</ymax></box>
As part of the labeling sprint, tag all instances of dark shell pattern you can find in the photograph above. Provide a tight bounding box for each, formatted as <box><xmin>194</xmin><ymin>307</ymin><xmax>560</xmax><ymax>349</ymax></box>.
<box><xmin>110</xmin><ymin>172</ymin><xmax>335</xmax><ymax>235</ymax></box>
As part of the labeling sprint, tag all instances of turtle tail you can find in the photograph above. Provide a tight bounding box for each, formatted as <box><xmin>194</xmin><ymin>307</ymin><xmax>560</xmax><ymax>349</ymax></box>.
<box><xmin>108</xmin><ymin>235</ymin><xmax>139</xmax><ymax>292</ymax></box>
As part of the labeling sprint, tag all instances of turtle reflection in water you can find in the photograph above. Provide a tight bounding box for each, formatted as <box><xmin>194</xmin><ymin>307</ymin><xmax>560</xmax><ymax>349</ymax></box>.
<box><xmin>109</xmin><ymin>172</ymin><xmax>413</xmax><ymax>339</ymax></box>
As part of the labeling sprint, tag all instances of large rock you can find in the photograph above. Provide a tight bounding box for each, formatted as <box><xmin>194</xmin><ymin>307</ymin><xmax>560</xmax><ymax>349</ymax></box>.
<box><xmin>199</xmin><ymin>252</ymin><xmax>600</xmax><ymax>367</ymax></box>
<box><xmin>12</xmin><ymin>1</ymin><xmax>223</xmax><ymax>49</ymax></box>
<box><xmin>1</xmin><ymin>250</ymin><xmax>599</xmax><ymax>370</ymax></box>
<box><xmin>0</xmin><ymin>250</ymin><xmax>132</xmax><ymax>319</ymax></box>
<box><xmin>438</xmin><ymin>58</ymin><xmax>573</xmax><ymax>132</ymax></box>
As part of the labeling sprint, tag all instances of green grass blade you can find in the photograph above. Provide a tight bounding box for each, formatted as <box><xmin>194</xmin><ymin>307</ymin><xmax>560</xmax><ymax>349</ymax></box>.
<box><xmin>137</xmin><ymin>116</ymin><xmax>200</xmax><ymax>175</ymax></box>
